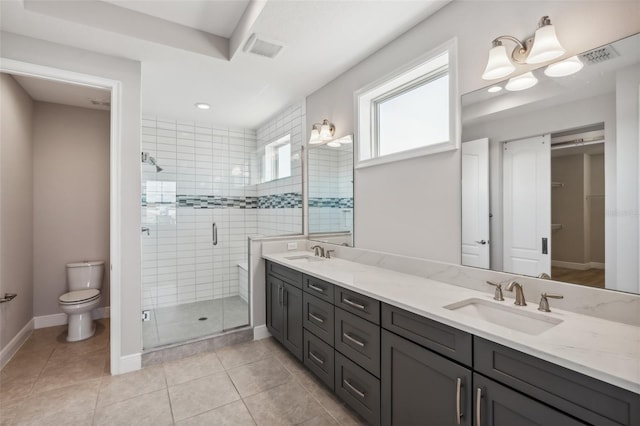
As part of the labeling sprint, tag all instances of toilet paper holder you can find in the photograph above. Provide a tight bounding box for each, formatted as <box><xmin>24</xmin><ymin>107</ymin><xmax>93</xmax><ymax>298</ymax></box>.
<box><xmin>0</xmin><ymin>293</ymin><xmax>17</xmax><ymax>303</ymax></box>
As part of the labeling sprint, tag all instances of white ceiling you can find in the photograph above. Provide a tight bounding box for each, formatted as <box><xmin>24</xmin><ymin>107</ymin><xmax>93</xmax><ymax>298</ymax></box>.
<box><xmin>0</xmin><ymin>0</ymin><xmax>450</xmax><ymax>129</ymax></box>
<box><xmin>103</xmin><ymin>0</ymin><xmax>250</xmax><ymax>38</ymax></box>
<box><xmin>10</xmin><ymin>74</ymin><xmax>111</xmax><ymax>111</ymax></box>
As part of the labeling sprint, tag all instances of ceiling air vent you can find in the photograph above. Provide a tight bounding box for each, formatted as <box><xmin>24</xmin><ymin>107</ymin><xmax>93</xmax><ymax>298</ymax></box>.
<box><xmin>243</xmin><ymin>34</ymin><xmax>284</xmax><ymax>59</ymax></box>
<box><xmin>579</xmin><ymin>45</ymin><xmax>619</xmax><ymax>65</ymax></box>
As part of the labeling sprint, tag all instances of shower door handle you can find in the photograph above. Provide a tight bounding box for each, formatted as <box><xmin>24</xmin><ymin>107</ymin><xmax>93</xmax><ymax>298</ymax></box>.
<box><xmin>212</xmin><ymin>222</ymin><xmax>218</xmax><ymax>246</ymax></box>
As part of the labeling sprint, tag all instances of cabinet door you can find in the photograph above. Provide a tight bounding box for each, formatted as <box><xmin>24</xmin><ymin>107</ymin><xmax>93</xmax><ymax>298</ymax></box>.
<box><xmin>381</xmin><ymin>330</ymin><xmax>472</xmax><ymax>426</ymax></box>
<box><xmin>266</xmin><ymin>275</ymin><xmax>284</xmax><ymax>343</ymax></box>
<box><xmin>474</xmin><ymin>373</ymin><xmax>585</xmax><ymax>426</ymax></box>
<box><xmin>283</xmin><ymin>282</ymin><xmax>303</xmax><ymax>361</ymax></box>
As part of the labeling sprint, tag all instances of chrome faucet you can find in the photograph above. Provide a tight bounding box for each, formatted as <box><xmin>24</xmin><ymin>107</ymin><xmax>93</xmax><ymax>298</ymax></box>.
<box><xmin>504</xmin><ymin>280</ymin><xmax>526</xmax><ymax>306</ymax></box>
<box><xmin>311</xmin><ymin>245</ymin><xmax>325</xmax><ymax>258</ymax></box>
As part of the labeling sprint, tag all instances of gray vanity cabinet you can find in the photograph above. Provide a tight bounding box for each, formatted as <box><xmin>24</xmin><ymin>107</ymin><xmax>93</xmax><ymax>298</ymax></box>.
<box><xmin>474</xmin><ymin>373</ymin><xmax>585</xmax><ymax>426</ymax></box>
<box><xmin>266</xmin><ymin>261</ymin><xmax>303</xmax><ymax>361</ymax></box>
<box><xmin>475</xmin><ymin>337</ymin><xmax>640</xmax><ymax>426</ymax></box>
<box><xmin>282</xmin><ymin>282</ymin><xmax>303</xmax><ymax>360</ymax></box>
<box><xmin>266</xmin><ymin>274</ymin><xmax>285</xmax><ymax>343</ymax></box>
<box><xmin>381</xmin><ymin>329</ymin><xmax>473</xmax><ymax>426</ymax></box>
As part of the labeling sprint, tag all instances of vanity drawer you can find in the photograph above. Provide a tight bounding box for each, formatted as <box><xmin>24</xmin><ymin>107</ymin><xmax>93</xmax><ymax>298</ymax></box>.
<box><xmin>335</xmin><ymin>286</ymin><xmax>380</xmax><ymax>324</ymax></box>
<box><xmin>303</xmin><ymin>274</ymin><xmax>334</xmax><ymax>302</ymax></box>
<box><xmin>335</xmin><ymin>351</ymin><xmax>381</xmax><ymax>426</ymax></box>
<box><xmin>475</xmin><ymin>337</ymin><xmax>640</xmax><ymax>426</ymax></box>
<box><xmin>266</xmin><ymin>260</ymin><xmax>302</xmax><ymax>288</ymax></box>
<box><xmin>335</xmin><ymin>308</ymin><xmax>380</xmax><ymax>377</ymax></box>
<box><xmin>303</xmin><ymin>329</ymin><xmax>334</xmax><ymax>391</ymax></box>
<box><xmin>381</xmin><ymin>303</ymin><xmax>472</xmax><ymax>367</ymax></box>
<box><xmin>303</xmin><ymin>292</ymin><xmax>334</xmax><ymax>345</ymax></box>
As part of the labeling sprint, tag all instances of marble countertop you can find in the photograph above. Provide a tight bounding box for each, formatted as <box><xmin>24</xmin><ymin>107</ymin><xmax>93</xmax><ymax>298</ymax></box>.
<box><xmin>263</xmin><ymin>251</ymin><xmax>640</xmax><ymax>394</ymax></box>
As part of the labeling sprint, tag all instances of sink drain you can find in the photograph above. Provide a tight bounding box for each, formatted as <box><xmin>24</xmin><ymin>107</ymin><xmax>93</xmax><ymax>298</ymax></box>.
<box><xmin>198</xmin><ymin>317</ymin><xmax>208</xmax><ymax>321</ymax></box>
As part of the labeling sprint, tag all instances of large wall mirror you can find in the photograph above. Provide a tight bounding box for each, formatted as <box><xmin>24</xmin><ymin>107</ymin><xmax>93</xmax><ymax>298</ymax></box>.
<box><xmin>461</xmin><ymin>33</ymin><xmax>640</xmax><ymax>294</ymax></box>
<box><xmin>308</xmin><ymin>135</ymin><xmax>354</xmax><ymax>247</ymax></box>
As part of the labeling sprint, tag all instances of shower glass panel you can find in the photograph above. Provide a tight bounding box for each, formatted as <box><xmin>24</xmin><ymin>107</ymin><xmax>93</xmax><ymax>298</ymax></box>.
<box><xmin>140</xmin><ymin>117</ymin><xmax>253</xmax><ymax>350</ymax></box>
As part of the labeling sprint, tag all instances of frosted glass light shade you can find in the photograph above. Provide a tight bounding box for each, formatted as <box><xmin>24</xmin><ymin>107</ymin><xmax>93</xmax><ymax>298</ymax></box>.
<box><xmin>505</xmin><ymin>72</ymin><xmax>538</xmax><ymax>91</ymax></box>
<box><xmin>544</xmin><ymin>56</ymin><xmax>584</xmax><ymax>77</ymax></box>
<box><xmin>526</xmin><ymin>25</ymin><xmax>565</xmax><ymax>64</ymax></box>
<box><xmin>309</xmin><ymin>128</ymin><xmax>322</xmax><ymax>144</ymax></box>
<box><xmin>319</xmin><ymin>123</ymin><xmax>333</xmax><ymax>140</ymax></box>
<box><xmin>482</xmin><ymin>44</ymin><xmax>516</xmax><ymax>80</ymax></box>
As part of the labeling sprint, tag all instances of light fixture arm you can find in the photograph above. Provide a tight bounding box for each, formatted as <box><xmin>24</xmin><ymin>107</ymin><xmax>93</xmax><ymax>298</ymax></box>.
<box><xmin>492</xmin><ymin>35</ymin><xmax>534</xmax><ymax>64</ymax></box>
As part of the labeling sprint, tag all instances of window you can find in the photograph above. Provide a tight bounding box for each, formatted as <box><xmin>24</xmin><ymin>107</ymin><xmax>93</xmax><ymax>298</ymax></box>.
<box><xmin>262</xmin><ymin>134</ymin><xmax>291</xmax><ymax>182</ymax></box>
<box><xmin>145</xmin><ymin>181</ymin><xmax>176</xmax><ymax>203</ymax></box>
<box><xmin>356</xmin><ymin>40</ymin><xmax>457</xmax><ymax>167</ymax></box>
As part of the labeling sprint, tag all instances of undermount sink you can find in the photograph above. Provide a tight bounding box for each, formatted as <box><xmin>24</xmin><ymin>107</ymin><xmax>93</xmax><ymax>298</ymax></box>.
<box><xmin>444</xmin><ymin>298</ymin><xmax>563</xmax><ymax>335</ymax></box>
<box><xmin>284</xmin><ymin>254</ymin><xmax>326</xmax><ymax>262</ymax></box>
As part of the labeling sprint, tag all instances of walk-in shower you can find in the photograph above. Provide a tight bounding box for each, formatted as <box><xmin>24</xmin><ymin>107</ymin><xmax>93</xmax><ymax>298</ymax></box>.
<box><xmin>140</xmin><ymin>103</ymin><xmax>304</xmax><ymax>350</ymax></box>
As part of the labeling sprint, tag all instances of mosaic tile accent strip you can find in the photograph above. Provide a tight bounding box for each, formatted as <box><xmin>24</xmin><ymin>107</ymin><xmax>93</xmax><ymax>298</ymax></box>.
<box><xmin>257</xmin><ymin>192</ymin><xmax>303</xmax><ymax>208</ymax></box>
<box><xmin>143</xmin><ymin>193</ymin><xmax>302</xmax><ymax>209</ymax></box>
<box><xmin>308</xmin><ymin>197</ymin><xmax>354</xmax><ymax>208</ymax></box>
<box><xmin>176</xmin><ymin>195</ymin><xmax>259</xmax><ymax>209</ymax></box>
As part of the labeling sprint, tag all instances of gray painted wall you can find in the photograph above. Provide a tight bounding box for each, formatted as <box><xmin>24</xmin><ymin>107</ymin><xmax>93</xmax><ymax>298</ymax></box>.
<box><xmin>305</xmin><ymin>0</ymin><xmax>639</xmax><ymax>263</ymax></box>
<box><xmin>0</xmin><ymin>32</ymin><xmax>143</xmax><ymax>358</ymax></box>
<box><xmin>33</xmin><ymin>102</ymin><xmax>111</xmax><ymax>317</ymax></box>
<box><xmin>0</xmin><ymin>73</ymin><xmax>34</xmax><ymax>350</ymax></box>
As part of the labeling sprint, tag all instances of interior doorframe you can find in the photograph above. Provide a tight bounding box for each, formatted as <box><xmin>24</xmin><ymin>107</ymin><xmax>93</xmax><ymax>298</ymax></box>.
<box><xmin>0</xmin><ymin>58</ymin><xmax>125</xmax><ymax>374</ymax></box>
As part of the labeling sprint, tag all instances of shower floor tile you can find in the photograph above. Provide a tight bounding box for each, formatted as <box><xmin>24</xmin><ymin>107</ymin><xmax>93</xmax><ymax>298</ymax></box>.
<box><xmin>143</xmin><ymin>296</ymin><xmax>249</xmax><ymax>350</ymax></box>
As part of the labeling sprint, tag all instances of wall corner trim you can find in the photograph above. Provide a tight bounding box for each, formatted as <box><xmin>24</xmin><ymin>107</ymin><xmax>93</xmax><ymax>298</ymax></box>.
<box><xmin>253</xmin><ymin>325</ymin><xmax>271</xmax><ymax>340</ymax></box>
<box><xmin>115</xmin><ymin>353</ymin><xmax>142</xmax><ymax>375</ymax></box>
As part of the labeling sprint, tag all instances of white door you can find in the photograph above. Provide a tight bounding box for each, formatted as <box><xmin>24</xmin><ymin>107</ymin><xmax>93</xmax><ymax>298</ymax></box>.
<box><xmin>503</xmin><ymin>135</ymin><xmax>551</xmax><ymax>276</ymax></box>
<box><xmin>462</xmin><ymin>138</ymin><xmax>490</xmax><ymax>268</ymax></box>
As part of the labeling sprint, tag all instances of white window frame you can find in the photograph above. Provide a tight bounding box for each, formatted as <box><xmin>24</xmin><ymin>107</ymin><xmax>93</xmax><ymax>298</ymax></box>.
<box><xmin>262</xmin><ymin>134</ymin><xmax>291</xmax><ymax>183</ymax></box>
<box><xmin>354</xmin><ymin>38</ymin><xmax>459</xmax><ymax>169</ymax></box>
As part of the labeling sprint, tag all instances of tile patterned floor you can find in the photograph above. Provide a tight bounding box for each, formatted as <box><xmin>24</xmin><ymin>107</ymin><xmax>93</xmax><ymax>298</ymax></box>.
<box><xmin>0</xmin><ymin>320</ymin><xmax>366</xmax><ymax>425</ymax></box>
<box><xmin>143</xmin><ymin>297</ymin><xmax>250</xmax><ymax>349</ymax></box>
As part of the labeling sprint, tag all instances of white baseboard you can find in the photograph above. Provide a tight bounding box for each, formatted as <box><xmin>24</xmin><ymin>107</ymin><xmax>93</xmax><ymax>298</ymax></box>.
<box><xmin>113</xmin><ymin>353</ymin><xmax>141</xmax><ymax>375</ymax></box>
<box><xmin>34</xmin><ymin>306</ymin><xmax>111</xmax><ymax>329</ymax></box>
<box><xmin>253</xmin><ymin>324</ymin><xmax>271</xmax><ymax>340</ymax></box>
<box><xmin>0</xmin><ymin>319</ymin><xmax>34</xmax><ymax>369</ymax></box>
<box><xmin>552</xmin><ymin>260</ymin><xmax>605</xmax><ymax>271</ymax></box>
<box><xmin>552</xmin><ymin>260</ymin><xmax>588</xmax><ymax>270</ymax></box>
<box><xmin>34</xmin><ymin>313</ymin><xmax>67</xmax><ymax>329</ymax></box>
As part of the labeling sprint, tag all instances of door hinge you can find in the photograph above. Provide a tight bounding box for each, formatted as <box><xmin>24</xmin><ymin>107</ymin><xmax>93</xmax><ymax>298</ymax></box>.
<box><xmin>141</xmin><ymin>310</ymin><xmax>151</xmax><ymax>321</ymax></box>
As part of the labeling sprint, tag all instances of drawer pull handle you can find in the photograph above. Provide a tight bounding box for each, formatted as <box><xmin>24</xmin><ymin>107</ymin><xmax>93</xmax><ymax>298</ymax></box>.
<box><xmin>309</xmin><ymin>312</ymin><xmax>325</xmax><ymax>324</ymax></box>
<box><xmin>476</xmin><ymin>387</ymin><xmax>482</xmax><ymax>426</ymax></box>
<box><xmin>308</xmin><ymin>283</ymin><xmax>325</xmax><ymax>293</ymax></box>
<box><xmin>343</xmin><ymin>332</ymin><xmax>366</xmax><ymax>347</ymax></box>
<box><xmin>343</xmin><ymin>379</ymin><xmax>365</xmax><ymax>399</ymax></box>
<box><xmin>309</xmin><ymin>351</ymin><xmax>325</xmax><ymax>365</ymax></box>
<box><xmin>342</xmin><ymin>297</ymin><xmax>366</xmax><ymax>310</ymax></box>
<box><xmin>456</xmin><ymin>377</ymin><xmax>463</xmax><ymax>425</ymax></box>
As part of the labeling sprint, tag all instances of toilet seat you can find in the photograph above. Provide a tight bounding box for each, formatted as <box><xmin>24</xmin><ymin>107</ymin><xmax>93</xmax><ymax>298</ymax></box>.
<box><xmin>58</xmin><ymin>289</ymin><xmax>101</xmax><ymax>305</ymax></box>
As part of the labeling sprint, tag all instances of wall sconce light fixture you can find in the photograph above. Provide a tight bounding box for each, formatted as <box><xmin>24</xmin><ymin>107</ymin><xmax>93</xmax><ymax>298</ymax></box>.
<box><xmin>309</xmin><ymin>119</ymin><xmax>335</xmax><ymax>144</ymax></box>
<box><xmin>482</xmin><ymin>16</ymin><xmax>566</xmax><ymax>80</ymax></box>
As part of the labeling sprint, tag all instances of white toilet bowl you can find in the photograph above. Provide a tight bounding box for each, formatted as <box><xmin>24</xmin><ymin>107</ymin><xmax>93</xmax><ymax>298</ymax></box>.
<box><xmin>58</xmin><ymin>261</ymin><xmax>104</xmax><ymax>342</ymax></box>
<box><xmin>59</xmin><ymin>289</ymin><xmax>102</xmax><ymax>341</ymax></box>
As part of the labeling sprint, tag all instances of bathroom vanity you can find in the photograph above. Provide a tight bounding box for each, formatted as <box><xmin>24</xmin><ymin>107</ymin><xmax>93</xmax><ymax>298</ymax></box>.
<box><xmin>263</xmin><ymin>252</ymin><xmax>639</xmax><ymax>426</ymax></box>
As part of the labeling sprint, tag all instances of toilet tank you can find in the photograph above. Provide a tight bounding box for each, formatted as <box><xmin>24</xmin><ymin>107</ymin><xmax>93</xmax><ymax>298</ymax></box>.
<box><xmin>66</xmin><ymin>261</ymin><xmax>105</xmax><ymax>291</ymax></box>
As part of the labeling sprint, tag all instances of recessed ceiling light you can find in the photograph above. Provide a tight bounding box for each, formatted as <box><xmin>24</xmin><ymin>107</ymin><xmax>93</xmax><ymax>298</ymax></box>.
<box><xmin>488</xmin><ymin>86</ymin><xmax>503</xmax><ymax>93</ymax></box>
<box><xmin>195</xmin><ymin>103</ymin><xmax>210</xmax><ymax>110</ymax></box>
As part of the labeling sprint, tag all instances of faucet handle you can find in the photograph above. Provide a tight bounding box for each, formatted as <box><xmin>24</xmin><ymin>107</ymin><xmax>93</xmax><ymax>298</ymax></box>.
<box><xmin>538</xmin><ymin>292</ymin><xmax>563</xmax><ymax>312</ymax></box>
<box><xmin>486</xmin><ymin>281</ymin><xmax>504</xmax><ymax>301</ymax></box>
<box><xmin>326</xmin><ymin>250</ymin><xmax>335</xmax><ymax>259</ymax></box>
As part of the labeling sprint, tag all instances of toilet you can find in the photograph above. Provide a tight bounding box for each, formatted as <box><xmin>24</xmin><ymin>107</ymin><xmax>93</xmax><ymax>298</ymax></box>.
<box><xmin>58</xmin><ymin>260</ymin><xmax>104</xmax><ymax>342</ymax></box>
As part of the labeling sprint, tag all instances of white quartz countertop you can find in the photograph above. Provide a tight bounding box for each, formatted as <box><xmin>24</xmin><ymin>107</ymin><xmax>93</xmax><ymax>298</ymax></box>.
<box><xmin>263</xmin><ymin>251</ymin><xmax>640</xmax><ymax>394</ymax></box>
